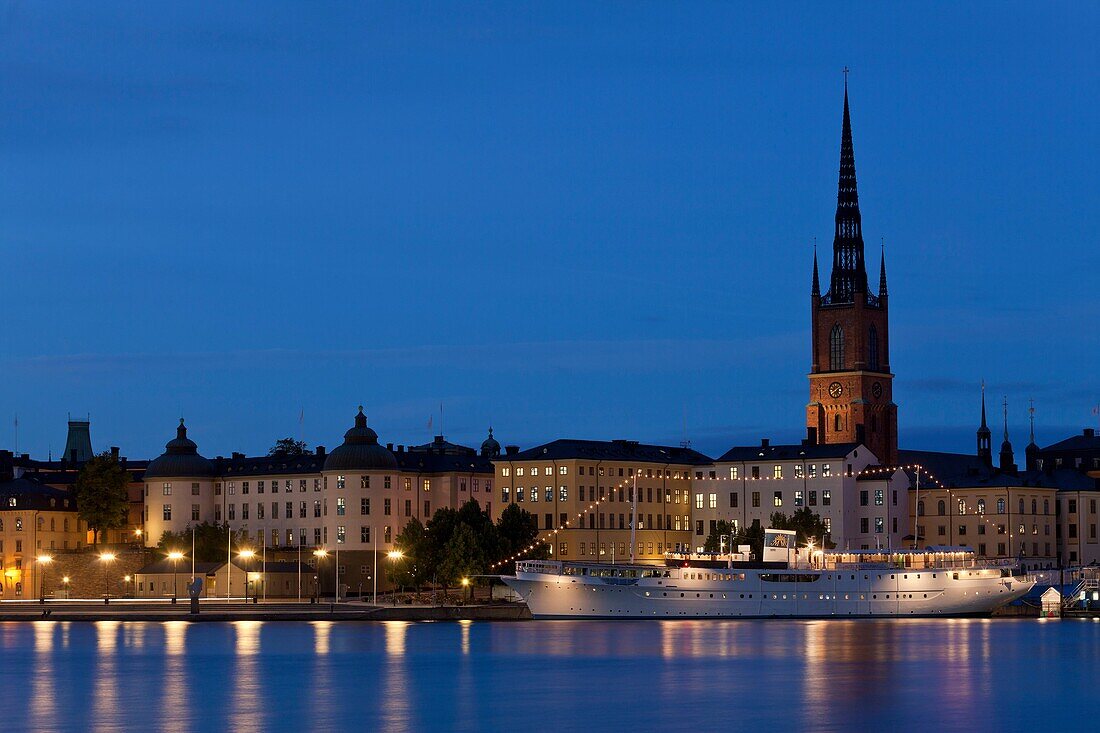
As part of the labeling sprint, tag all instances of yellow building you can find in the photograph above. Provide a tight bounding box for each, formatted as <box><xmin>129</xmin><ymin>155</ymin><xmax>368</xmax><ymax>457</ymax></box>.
<box><xmin>491</xmin><ymin>439</ymin><xmax>712</xmax><ymax>563</ymax></box>
<box><xmin>0</xmin><ymin>476</ymin><xmax>87</xmax><ymax>599</ymax></box>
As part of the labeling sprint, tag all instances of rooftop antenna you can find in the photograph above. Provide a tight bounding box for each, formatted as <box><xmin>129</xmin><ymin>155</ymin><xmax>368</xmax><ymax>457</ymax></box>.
<box><xmin>1028</xmin><ymin>398</ymin><xmax>1036</xmax><ymax>443</ymax></box>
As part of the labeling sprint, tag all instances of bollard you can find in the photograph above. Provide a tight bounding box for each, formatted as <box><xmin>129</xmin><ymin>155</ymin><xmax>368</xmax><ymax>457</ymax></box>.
<box><xmin>189</xmin><ymin>596</ymin><xmax>199</xmax><ymax>615</ymax></box>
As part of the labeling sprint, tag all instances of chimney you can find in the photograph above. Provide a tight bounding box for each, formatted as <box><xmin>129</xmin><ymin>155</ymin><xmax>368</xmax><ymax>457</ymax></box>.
<box><xmin>505</xmin><ymin>445</ymin><xmax>519</xmax><ymax>456</ymax></box>
<box><xmin>110</xmin><ymin>446</ymin><xmax>120</xmax><ymax>460</ymax></box>
<box><xmin>232</xmin><ymin>452</ymin><xmax>245</xmax><ymax>460</ymax></box>
<box><xmin>398</xmin><ymin>445</ymin><xmax>404</xmax><ymax>452</ymax></box>
<box><xmin>761</xmin><ymin>438</ymin><xmax>770</xmax><ymax>448</ymax></box>
<box><xmin>387</xmin><ymin>443</ymin><xmax>393</xmax><ymax>451</ymax></box>
<box><xmin>315</xmin><ymin>446</ymin><xmax>326</xmax><ymax>458</ymax></box>
<box><xmin>1085</xmin><ymin>428</ymin><xmax>1095</xmax><ymax>438</ymax></box>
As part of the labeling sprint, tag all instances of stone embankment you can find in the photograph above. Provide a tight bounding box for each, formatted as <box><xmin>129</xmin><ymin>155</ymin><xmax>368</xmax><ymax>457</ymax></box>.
<box><xmin>0</xmin><ymin>600</ymin><xmax>532</xmax><ymax>622</ymax></box>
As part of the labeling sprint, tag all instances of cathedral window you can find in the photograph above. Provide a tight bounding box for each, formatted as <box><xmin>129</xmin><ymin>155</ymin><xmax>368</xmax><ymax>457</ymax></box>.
<box><xmin>868</xmin><ymin>326</ymin><xmax>879</xmax><ymax>371</ymax></box>
<box><xmin>834</xmin><ymin>414</ymin><xmax>842</xmax><ymax>433</ymax></box>
<box><xmin>829</xmin><ymin>324</ymin><xmax>845</xmax><ymax>370</ymax></box>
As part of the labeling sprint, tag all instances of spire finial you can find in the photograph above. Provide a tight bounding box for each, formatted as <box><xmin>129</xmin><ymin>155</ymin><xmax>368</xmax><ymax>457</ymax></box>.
<box><xmin>1002</xmin><ymin>395</ymin><xmax>1009</xmax><ymax>442</ymax></box>
<box><xmin>843</xmin><ymin>66</ymin><xmax>850</xmax><ymax>88</ymax></box>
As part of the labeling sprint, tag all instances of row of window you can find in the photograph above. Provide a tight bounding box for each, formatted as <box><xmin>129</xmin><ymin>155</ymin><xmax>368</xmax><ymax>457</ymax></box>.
<box><xmin>729</xmin><ymin>464</ymin><xmax>837</xmax><ymax>480</ymax></box>
<box><xmin>502</xmin><ymin>466</ymin><xmax>693</xmax><ymax>479</ymax></box>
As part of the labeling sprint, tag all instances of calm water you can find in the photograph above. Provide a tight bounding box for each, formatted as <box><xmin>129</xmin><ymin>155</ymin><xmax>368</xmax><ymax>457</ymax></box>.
<box><xmin>1</xmin><ymin>618</ymin><xmax>1097</xmax><ymax>732</ymax></box>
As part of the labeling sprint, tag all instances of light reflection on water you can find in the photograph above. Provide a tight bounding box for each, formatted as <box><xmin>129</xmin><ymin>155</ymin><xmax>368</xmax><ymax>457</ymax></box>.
<box><xmin>2</xmin><ymin>618</ymin><xmax>1098</xmax><ymax>733</ymax></box>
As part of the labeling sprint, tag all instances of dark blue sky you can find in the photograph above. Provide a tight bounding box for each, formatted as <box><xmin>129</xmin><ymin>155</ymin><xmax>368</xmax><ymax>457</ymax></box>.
<box><xmin>1</xmin><ymin>3</ymin><xmax>1096</xmax><ymax>461</ymax></box>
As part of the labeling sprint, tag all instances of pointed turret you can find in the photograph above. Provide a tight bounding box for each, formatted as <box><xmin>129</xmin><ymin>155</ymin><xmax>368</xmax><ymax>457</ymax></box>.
<box><xmin>977</xmin><ymin>382</ymin><xmax>992</xmax><ymax>467</ymax></box>
<box><xmin>1025</xmin><ymin>399</ymin><xmax>1040</xmax><ymax>471</ymax></box>
<box><xmin>999</xmin><ymin>396</ymin><xmax>1016</xmax><ymax>473</ymax></box>
<box><xmin>878</xmin><ymin>245</ymin><xmax>888</xmax><ymax>298</ymax></box>
<box><xmin>811</xmin><ymin>246</ymin><xmax>821</xmax><ymax>297</ymax></box>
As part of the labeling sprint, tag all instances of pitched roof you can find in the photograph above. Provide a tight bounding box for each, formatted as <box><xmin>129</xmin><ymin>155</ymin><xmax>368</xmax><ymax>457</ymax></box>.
<box><xmin>502</xmin><ymin>439</ymin><xmax>712</xmax><ymax>465</ymax></box>
<box><xmin>898</xmin><ymin>449</ymin><xmax>1098</xmax><ymax>491</ymax></box>
<box><xmin>1040</xmin><ymin>429</ymin><xmax>1100</xmax><ymax>454</ymax></box>
<box><xmin>0</xmin><ymin>477</ymin><xmax>77</xmax><ymax>511</ymax></box>
<box><xmin>718</xmin><ymin>442</ymin><xmax>861</xmax><ymax>463</ymax></box>
<box><xmin>136</xmin><ymin>560</ymin><xmax>227</xmax><ymax>575</ymax></box>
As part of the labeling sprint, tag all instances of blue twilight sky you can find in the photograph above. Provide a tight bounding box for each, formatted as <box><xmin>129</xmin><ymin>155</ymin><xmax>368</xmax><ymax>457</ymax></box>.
<box><xmin>0</xmin><ymin>2</ymin><xmax>1097</xmax><ymax>461</ymax></box>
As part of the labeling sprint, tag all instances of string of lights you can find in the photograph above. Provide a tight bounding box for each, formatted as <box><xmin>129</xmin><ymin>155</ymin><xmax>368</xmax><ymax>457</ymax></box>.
<box><xmin>494</xmin><ymin>462</ymin><xmax>1051</xmax><ymax>568</ymax></box>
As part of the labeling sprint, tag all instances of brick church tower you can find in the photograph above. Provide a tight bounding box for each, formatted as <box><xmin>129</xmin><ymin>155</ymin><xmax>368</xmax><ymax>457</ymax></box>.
<box><xmin>807</xmin><ymin>81</ymin><xmax>897</xmax><ymax>465</ymax></box>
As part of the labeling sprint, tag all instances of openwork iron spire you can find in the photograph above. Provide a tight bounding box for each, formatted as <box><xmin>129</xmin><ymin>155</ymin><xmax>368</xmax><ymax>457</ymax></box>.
<box><xmin>827</xmin><ymin>76</ymin><xmax>869</xmax><ymax>304</ymax></box>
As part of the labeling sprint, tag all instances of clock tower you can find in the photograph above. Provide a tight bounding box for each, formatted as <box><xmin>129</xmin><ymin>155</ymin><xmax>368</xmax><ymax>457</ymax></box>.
<box><xmin>807</xmin><ymin>79</ymin><xmax>897</xmax><ymax>465</ymax></box>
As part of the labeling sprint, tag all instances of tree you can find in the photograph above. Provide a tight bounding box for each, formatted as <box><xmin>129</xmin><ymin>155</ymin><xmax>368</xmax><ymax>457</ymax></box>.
<box><xmin>703</xmin><ymin>520</ymin><xmax>737</xmax><ymax>553</ymax></box>
<box><xmin>269</xmin><ymin>438</ymin><xmax>308</xmax><ymax>456</ymax></box>
<box><xmin>769</xmin><ymin>508</ymin><xmax>832</xmax><ymax>548</ymax></box>
<box><xmin>392</xmin><ymin>518</ymin><xmax>429</xmax><ymax>588</ymax></box>
<box><xmin>156</xmin><ymin>521</ymin><xmax>244</xmax><ymax>562</ymax></box>
<box><xmin>438</xmin><ymin>523</ymin><xmax>486</xmax><ymax>588</ymax></box>
<box><xmin>71</xmin><ymin>451</ymin><xmax>130</xmax><ymax>547</ymax></box>
<box><xmin>494</xmin><ymin>504</ymin><xmax>547</xmax><ymax>572</ymax></box>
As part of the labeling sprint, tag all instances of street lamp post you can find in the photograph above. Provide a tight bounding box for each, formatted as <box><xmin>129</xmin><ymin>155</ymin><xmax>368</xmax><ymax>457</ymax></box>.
<box><xmin>461</xmin><ymin>577</ymin><xmax>470</xmax><ymax>605</ymax></box>
<box><xmin>238</xmin><ymin>549</ymin><xmax>257</xmax><ymax>603</ymax></box>
<box><xmin>313</xmin><ymin>549</ymin><xmax>328</xmax><ymax>603</ymax></box>
<box><xmin>100</xmin><ymin>552</ymin><xmax>117</xmax><ymax>604</ymax></box>
<box><xmin>387</xmin><ymin>550</ymin><xmax>404</xmax><ymax>605</ymax></box>
<box><xmin>167</xmin><ymin>551</ymin><xmax>184</xmax><ymax>604</ymax></box>
<box><xmin>36</xmin><ymin>555</ymin><xmax>52</xmax><ymax>604</ymax></box>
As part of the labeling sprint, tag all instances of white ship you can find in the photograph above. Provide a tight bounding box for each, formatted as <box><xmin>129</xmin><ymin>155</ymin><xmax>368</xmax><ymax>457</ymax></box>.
<box><xmin>504</xmin><ymin>529</ymin><xmax>1035</xmax><ymax>619</ymax></box>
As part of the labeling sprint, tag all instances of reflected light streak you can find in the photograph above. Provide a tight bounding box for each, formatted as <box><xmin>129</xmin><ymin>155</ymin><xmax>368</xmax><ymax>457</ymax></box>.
<box><xmin>92</xmin><ymin>621</ymin><xmax>122</xmax><ymax>729</ymax></box>
<box><xmin>30</xmin><ymin>623</ymin><xmax>57</xmax><ymax>729</ymax></box>
<box><xmin>230</xmin><ymin>621</ymin><xmax>265</xmax><ymax>728</ymax></box>
<box><xmin>159</xmin><ymin>623</ymin><xmax>190</xmax><ymax>733</ymax></box>
<box><xmin>382</xmin><ymin>622</ymin><xmax>412</xmax><ymax>733</ymax></box>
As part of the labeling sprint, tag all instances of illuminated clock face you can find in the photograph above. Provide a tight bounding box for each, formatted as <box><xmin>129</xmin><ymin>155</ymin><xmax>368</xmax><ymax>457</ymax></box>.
<box><xmin>872</xmin><ymin>382</ymin><xmax>883</xmax><ymax>399</ymax></box>
<box><xmin>828</xmin><ymin>382</ymin><xmax>843</xmax><ymax>399</ymax></box>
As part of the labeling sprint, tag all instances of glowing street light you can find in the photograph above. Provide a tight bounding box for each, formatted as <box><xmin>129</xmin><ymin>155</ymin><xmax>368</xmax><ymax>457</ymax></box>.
<box><xmin>461</xmin><ymin>576</ymin><xmax>471</xmax><ymax>604</ymax></box>
<box><xmin>167</xmin><ymin>551</ymin><xmax>185</xmax><ymax>603</ymax></box>
<box><xmin>99</xmin><ymin>552</ymin><xmax>117</xmax><ymax>602</ymax></box>
<box><xmin>238</xmin><ymin>549</ymin><xmax>257</xmax><ymax>602</ymax></box>
<box><xmin>36</xmin><ymin>555</ymin><xmax>53</xmax><ymax>603</ymax></box>
<box><xmin>312</xmin><ymin>549</ymin><xmax>328</xmax><ymax>602</ymax></box>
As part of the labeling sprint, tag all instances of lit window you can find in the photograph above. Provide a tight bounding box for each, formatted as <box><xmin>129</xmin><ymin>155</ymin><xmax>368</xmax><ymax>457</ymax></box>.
<box><xmin>773</xmin><ymin>465</ymin><xmax>783</xmax><ymax>479</ymax></box>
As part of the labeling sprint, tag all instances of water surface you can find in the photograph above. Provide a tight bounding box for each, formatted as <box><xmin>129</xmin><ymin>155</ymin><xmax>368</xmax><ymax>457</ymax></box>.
<box><xmin>1</xmin><ymin>618</ymin><xmax>1095</xmax><ymax>732</ymax></box>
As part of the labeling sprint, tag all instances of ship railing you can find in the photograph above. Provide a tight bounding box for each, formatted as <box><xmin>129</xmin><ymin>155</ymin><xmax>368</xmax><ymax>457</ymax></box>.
<box><xmin>515</xmin><ymin>560</ymin><xmax>563</xmax><ymax>576</ymax></box>
<box><xmin>795</xmin><ymin>557</ymin><xmax>1020</xmax><ymax>572</ymax></box>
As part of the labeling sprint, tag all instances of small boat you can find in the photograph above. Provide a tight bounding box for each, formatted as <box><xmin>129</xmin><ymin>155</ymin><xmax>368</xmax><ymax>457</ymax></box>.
<box><xmin>504</xmin><ymin>529</ymin><xmax>1035</xmax><ymax>619</ymax></box>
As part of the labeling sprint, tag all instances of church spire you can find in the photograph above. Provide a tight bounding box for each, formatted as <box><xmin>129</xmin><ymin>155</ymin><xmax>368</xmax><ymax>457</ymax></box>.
<box><xmin>878</xmin><ymin>242</ymin><xmax>888</xmax><ymax>297</ymax></box>
<box><xmin>811</xmin><ymin>244</ymin><xmax>820</xmax><ymax>297</ymax></box>
<box><xmin>827</xmin><ymin>70</ymin><xmax>868</xmax><ymax>303</ymax></box>
<box><xmin>999</xmin><ymin>395</ymin><xmax>1016</xmax><ymax>473</ymax></box>
<box><xmin>977</xmin><ymin>381</ymin><xmax>992</xmax><ymax>466</ymax></box>
<box><xmin>1025</xmin><ymin>398</ymin><xmax>1040</xmax><ymax>471</ymax></box>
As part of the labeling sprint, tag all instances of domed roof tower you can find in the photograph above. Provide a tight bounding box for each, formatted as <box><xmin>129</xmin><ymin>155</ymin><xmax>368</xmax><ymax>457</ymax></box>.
<box><xmin>323</xmin><ymin>406</ymin><xmax>398</xmax><ymax>472</ymax></box>
<box><xmin>144</xmin><ymin>419</ymin><xmax>214</xmax><ymax>479</ymax></box>
<box><xmin>480</xmin><ymin>427</ymin><xmax>501</xmax><ymax>458</ymax></box>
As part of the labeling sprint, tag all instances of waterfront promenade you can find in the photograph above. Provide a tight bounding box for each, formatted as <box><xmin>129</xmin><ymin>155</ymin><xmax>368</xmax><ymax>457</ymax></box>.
<box><xmin>0</xmin><ymin>599</ymin><xmax>531</xmax><ymax>622</ymax></box>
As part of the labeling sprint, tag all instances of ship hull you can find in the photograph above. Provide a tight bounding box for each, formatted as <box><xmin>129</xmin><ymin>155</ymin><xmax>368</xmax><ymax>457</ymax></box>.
<box><xmin>504</xmin><ymin>566</ymin><xmax>1034</xmax><ymax>619</ymax></box>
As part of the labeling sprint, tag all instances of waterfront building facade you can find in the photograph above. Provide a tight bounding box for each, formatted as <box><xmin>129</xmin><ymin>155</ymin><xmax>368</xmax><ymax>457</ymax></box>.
<box><xmin>693</xmin><ymin>440</ymin><xmax>907</xmax><ymax>552</ymax></box>
<box><xmin>0</xmin><ymin>464</ymin><xmax>88</xmax><ymax>599</ymax></box>
<box><xmin>141</xmin><ymin>409</ymin><xmax>498</xmax><ymax>593</ymax></box>
<box><xmin>491</xmin><ymin>439</ymin><xmax>712</xmax><ymax>563</ymax></box>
